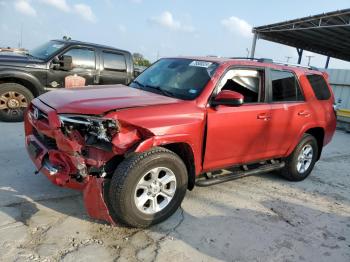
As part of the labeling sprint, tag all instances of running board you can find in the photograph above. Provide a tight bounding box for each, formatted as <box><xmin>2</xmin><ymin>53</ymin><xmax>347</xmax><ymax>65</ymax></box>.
<box><xmin>195</xmin><ymin>162</ymin><xmax>285</xmax><ymax>187</ymax></box>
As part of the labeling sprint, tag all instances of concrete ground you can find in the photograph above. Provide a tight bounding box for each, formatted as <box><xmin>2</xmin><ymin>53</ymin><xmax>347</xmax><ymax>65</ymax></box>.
<box><xmin>0</xmin><ymin>122</ymin><xmax>349</xmax><ymax>262</ymax></box>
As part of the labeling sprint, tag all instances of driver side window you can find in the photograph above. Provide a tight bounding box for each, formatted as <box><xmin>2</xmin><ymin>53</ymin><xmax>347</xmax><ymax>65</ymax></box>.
<box><xmin>216</xmin><ymin>69</ymin><xmax>264</xmax><ymax>103</ymax></box>
<box><xmin>62</xmin><ymin>48</ymin><xmax>96</xmax><ymax>71</ymax></box>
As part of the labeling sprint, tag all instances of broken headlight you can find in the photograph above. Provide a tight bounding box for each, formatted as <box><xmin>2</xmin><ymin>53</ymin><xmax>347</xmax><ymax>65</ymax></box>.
<box><xmin>58</xmin><ymin>114</ymin><xmax>119</xmax><ymax>142</ymax></box>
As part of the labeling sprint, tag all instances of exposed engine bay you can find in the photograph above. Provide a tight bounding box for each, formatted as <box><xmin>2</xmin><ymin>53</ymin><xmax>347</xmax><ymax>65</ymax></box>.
<box><xmin>59</xmin><ymin>114</ymin><xmax>119</xmax><ymax>143</ymax></box>
<box><xmin>56</xmin><ymin>113</ymin><xmax>144</xmax><ymax>179</ymax></box>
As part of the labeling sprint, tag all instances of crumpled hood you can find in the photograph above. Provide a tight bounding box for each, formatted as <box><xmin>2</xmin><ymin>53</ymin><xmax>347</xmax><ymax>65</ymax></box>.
<box><xmin>38</xmin><ymin>84</ymin><xmax>181</xmax><ymax>115</ymax></box>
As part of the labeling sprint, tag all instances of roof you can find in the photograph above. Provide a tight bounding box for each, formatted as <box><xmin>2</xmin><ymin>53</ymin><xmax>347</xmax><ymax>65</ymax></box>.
<box><xmin>170</xmin><ymin>56</ymin><xmax>321</xmax><ymax>74</ymax></box>
<box><xmin>52</xmin><ymin>39</ymin><xmax>130</xmax><ymax>54</ymax></box>
<box><xmin>253</xmin><ymin>9</ymin><xmax>350</xmax><ymax>61</ymax></box>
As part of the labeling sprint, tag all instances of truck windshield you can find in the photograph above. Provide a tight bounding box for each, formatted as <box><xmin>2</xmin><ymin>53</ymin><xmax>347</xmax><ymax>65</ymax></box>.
<box><xmin>130</xmin><ymin>58</ymin><xmax>219</xmax><ymax>100</ymax></box>
<box><xmin>29</xmin><ymin>40</ymin><xmax>65</xmax><ymax>60</ymax></box>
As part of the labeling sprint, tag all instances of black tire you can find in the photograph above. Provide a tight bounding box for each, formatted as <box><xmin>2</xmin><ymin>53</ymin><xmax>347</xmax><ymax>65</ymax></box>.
<box><xmin>280</xmin><ymin>134</ymin><xmax>318</xmax><ymax>181</ymax></box>
<box><xmin>108</xmin><ymin>147</ymin><xmax>188</xmax><ymax>228</ymax></box>
<box><xmin>0</xmin><ymin>83</ymin><xmax>34</xmax><ymax>122</ymax></box>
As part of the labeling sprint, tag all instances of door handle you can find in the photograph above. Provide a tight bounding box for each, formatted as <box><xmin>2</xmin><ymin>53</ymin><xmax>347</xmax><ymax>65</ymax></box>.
<box><xmin>94</xmin><ymin>71</ymin><xmax>100</xmax><ymax>84</ymax></box>
<box><xmin>257</xmin><ymin>113</ymin><xmax>271</xmax><ymax>121</ymax></box>
<box><xmin>298</xmin><ymin>110</ymin><xmax>311</xmax><ymax>117</ymax></box>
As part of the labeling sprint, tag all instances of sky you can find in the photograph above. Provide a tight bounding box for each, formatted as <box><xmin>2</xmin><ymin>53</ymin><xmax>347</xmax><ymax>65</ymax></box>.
<box><xmin>0</xmin><ymin>0</ymin><xmax>350</xmax><ymax>69</ymax></box>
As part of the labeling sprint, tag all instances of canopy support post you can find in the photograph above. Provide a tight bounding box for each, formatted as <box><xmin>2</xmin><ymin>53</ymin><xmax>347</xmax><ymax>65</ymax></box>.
<box><xmin>297</xmin><ymin>48</ymin><xmax>303</xmax><ymax>64</ymax></box>
<box><xmin>325</xmin><ymin>56</ymin><xmax>330</xmax><ymax>69</ymax></box>
<box><xmin>250</xmin><ymin>33</ymin><xmax>258</xmax><ymax>58</ymax></box>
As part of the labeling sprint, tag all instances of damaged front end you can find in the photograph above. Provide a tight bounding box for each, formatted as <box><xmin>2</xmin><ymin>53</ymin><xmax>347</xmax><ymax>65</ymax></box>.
<box><xmin>24</xmin><ymin>99</ymin><xmax>146</xmax><ymax>224</ymax></box>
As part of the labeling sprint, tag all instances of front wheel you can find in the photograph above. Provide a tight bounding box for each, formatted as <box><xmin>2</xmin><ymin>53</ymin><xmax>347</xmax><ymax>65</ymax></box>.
<box><xmin>107</xmin><ymin>147</ymin><xmax>188</xmax><ymax>228</ymax></box>
<box><xmin>0</xmin><ymin>83</ymin><xmax>34</xmax><ymax>122</ymax></box>
<box><xmin>280</xmin><ymin>134</ymin><xmax>318</xmax><ymax>181</ymax></box>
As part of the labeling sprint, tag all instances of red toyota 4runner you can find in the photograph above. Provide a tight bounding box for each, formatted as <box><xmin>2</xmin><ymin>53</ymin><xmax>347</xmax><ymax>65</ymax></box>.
<box><xmin>24</xmin><ymin>57</ymin><xmax>336</xmax><ymax>227</ymax></box>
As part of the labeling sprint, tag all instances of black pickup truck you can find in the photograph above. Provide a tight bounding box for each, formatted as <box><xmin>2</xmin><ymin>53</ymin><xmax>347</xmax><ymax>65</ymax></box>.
<box><xmin>0</xmin><ymin>39</ymin><xmax>139</xmax><ymax>122</ymax></box>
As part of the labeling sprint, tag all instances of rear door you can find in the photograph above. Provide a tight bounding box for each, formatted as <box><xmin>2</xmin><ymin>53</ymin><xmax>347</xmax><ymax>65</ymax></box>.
<box><xmin>204</xmin><ymin>67</ymin><xmax>272</xmax><ymax>171</ymax></box>
<box><xmin>265</xmin><ymin>69</ymin><xmax>310</xmax><ymax>157</ymax></box>
<box><xmin>99</xmin><ymin>50</ymin><xmax>128</xmax><ymax>85</ymax></box>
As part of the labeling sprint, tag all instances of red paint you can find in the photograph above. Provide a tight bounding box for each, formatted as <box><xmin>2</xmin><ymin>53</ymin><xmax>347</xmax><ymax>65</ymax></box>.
<box><xmin>83</xmin><ymin>177</ymin><xmax>116</xmax><ymax>225</ymax></box>
<box><xmin>38</xmin><ymin>85</ymin><xmax>181</xmax><ymax>115</ymax></box>
<box><xmin>24</xmin><ymin>57</ymin><xmax>336</xmax><ymax>225</ymax></box>
<box><xmin>214</xmin><ymin>90</ymin><xmax>244</xmax><ymax>102</ymax></box>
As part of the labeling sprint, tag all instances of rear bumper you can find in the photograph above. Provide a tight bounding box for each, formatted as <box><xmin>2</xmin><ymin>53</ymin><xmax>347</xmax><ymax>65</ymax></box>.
<box><xmin>24</xmin><ymin>98</ymin><xmax>115</xmax><ymax>224</ymax></box>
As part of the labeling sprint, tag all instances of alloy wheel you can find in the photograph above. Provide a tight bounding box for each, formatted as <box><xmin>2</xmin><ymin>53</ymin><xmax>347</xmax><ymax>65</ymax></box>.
<box><xmin>134</xmin><ymin>167</ymin><xmax>177</xmax><ymax>214</ymax></box>
<box><xmin>296</xmin><ymin>144</ymin><xmax>313</xmax><ymax>174</ymax></box>
<box><xmin>0</xmin><ymin>91</ymin><xmax>28</xmax><ymax>117</ymax></box>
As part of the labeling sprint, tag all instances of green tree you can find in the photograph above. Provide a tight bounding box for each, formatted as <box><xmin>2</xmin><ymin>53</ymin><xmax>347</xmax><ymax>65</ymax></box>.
<box><xmin>133</xmin><ymin>53</ymin><xmax>151</xmax><ymax>67</ymax></box>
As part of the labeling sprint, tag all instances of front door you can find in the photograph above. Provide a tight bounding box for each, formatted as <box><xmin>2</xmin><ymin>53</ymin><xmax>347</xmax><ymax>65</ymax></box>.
<box><xmin>47</xmin><ymin>47</ymin><xmax>97</xmax><ymax>89</ymax></box>
<box><xmin>204</xmin><ymin>68</ymin><xmax>272</xmax><ymax>171</ymax></box>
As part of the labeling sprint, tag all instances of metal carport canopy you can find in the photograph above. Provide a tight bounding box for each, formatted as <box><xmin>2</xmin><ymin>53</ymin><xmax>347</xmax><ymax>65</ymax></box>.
<box><xmin>251</xmin><ymin>9</ymin><xmax>350</xmax><ymax>63</ymax></box>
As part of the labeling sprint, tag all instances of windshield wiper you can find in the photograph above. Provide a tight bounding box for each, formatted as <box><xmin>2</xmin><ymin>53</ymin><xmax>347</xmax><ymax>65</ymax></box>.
<box><xmin>145</xmin><ymin>85</ymin><xmax>176</xmax><ymax>98</ymax></box>
<box><xmin>131</xmin><ymin>80</ymin><xmax>145</xmax><ymax>88</ymax></box>
<box><xmin>26</xmin><ymin>53</ymin><xmax>39</xmax><ymax>59</ymax></box>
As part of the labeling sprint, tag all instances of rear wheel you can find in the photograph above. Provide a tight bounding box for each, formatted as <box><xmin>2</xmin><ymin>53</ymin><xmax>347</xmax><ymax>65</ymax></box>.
<box><xmin>280</xmin><ymin>134</ymin><xmax>318</xmax><ymax>181</ymax></box>
<box><xmin>108</xmin><ymin>147</ymin><xmax>188</xmax><ymax>228</ymax></box>
<box><xmin>0</xmin><ymin>83</ymin><xmax>33</xmax><ymax>122</ymax></box>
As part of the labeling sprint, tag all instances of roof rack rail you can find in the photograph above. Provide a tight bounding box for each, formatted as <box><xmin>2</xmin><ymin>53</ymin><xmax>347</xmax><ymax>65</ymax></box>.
<box><xmin>273</xmin><ymin>60</ymin><xmax>319</xmax><ymax>70</ymax></box>
<box><xmin>229</xmin><ymin>57</ymin><xmax>318</xmax><ymax>70</ymax></box>
<box><xmin>229</xmin><ymin>57</ymin><xmax>272</xmax><ymax>63</ymax></box>
<box><xmin>229</xmin><ymin>57</ymin><xmax>258</xmax><ymax>60</ymax></box>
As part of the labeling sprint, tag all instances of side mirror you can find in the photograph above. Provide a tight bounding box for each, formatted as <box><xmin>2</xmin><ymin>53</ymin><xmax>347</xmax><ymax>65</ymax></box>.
<box><xmin>53</xmin><ymin>55</ymin><xmax>72</xmax><ymax>71</ymax></box>
<box><xmin>212</xmin><ymin>90</ymin><xmax>244</xmax><ymax>107</ymax></box>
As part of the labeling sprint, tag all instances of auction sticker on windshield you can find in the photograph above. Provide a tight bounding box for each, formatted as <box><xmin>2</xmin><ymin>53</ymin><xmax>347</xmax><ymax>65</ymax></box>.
<box><xmin>189</xmin><ymin>61</ymin><xmax>213</xmax><ymax>68</ymax></box>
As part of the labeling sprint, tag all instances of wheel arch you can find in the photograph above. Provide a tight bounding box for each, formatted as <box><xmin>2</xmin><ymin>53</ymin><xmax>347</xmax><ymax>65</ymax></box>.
<box><xmin>134</xmin><ymin>134</ymin><xmax>202</xmax><ymax>190</ymax></box>
<box><xmin>0</xmin><ymin>71</ymin><xmax>44</xmax><ymax>97</ymax></box>
<box><xmin>305</xmin><ymin>127</ymin><xmax>325</xmax><ymax>160</ymax></box>
<box><xmin>162</xmin><ymin>142</ymin><xmax>196</xmax><ymax>190</ymax></box>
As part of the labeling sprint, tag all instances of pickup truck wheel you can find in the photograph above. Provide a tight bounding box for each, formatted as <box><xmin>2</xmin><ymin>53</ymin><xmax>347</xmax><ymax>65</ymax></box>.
<box><xmin>108</xmin><ymin>147</ymin><xmax>188</xmax><ymax>228</ymax></box>
<box><xmin>281</xmin><ymin>134</ymin><xmax>318</xmax><ymax>181</ymax></box>
<box><xmin>0</xmin><ymin>83</ymin><xmax>34</xmax><ymax>122</ymax></box>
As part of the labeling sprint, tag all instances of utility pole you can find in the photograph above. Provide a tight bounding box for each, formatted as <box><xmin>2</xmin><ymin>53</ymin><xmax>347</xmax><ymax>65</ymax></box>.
<box><xmin>246</xmin><ymin>48</ymin><xmax>250</xmax><ymax>58</ymax></box>
<box><xmin>306</xmin><ymin>55</ymin><xmax>314</xmax><ymax>66</ymax></box>
<box><xmin>285</xmin><ymin>56</ymin><xmax>292</xmax><ymax>63</ymax></box>
<box><xmin>18</xmin><ymin>23</ymin><xmax>23</xmax><ymax>48</ymax></box>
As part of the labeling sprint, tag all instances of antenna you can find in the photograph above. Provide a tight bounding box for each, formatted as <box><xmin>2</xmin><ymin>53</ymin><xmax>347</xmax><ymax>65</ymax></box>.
<box><xmin>285</xmin><ymin>56</ymin><xmax>292</xmax><ymax>63</ymax></box>
<box><xmin>18</xmin><ymin>23</ymin><xmax>23</xmax><ymax>48</ymax></box>
<box><xmin>246</xmin><ymin>48</ymin><xmax>250</xmax><ymax>58</ymax></box>
<box><xmin>306</xmin><ymin>55</ymin><xmax>314</xmax><ymax>66</ymax></box>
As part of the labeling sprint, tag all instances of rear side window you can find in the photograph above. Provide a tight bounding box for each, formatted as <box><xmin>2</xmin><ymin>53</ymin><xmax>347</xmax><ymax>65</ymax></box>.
<box><xmin>103</xmin><ymin>51</ymin><xmax>126</xmax><ymax>71</ymax></box>
<box><xmin>306</xmin><ymin>74</ymin><xmax>331</xmax><ymax>100</ymax></box>
<box><xmin>271</xmin><ymin>70</ymin><xmax>303</xmax><ymax>102</ymax></box>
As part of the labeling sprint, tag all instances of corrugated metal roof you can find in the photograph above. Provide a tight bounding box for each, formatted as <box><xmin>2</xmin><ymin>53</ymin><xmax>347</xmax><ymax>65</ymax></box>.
<box><xmin>253</xmin><ymin>9</ymin><xmax>350</xmax><ymax>61</ymax></box>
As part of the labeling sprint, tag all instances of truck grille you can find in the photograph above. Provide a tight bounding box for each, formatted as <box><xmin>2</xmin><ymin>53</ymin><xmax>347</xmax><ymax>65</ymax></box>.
<box><xmin>33</xmin><ymin>128</ymin><xmax>57</xmax><ymax>149</ymax></box>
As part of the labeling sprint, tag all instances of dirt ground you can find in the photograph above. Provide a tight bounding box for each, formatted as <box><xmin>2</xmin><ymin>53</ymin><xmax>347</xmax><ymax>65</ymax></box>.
<box><xmin>0</xmin><ymin>122</ymin><xmax>349</xmax><ymax>262</ymax></box>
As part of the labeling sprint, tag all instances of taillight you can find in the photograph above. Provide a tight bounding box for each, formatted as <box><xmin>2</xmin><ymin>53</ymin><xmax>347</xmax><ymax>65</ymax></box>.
<box><xmin>333</xmin><ymin>104</ymin><xmax>338</xmax><ymax>118</ymax></box>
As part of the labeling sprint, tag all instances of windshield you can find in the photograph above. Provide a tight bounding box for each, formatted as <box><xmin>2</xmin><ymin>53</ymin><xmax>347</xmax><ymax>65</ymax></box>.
<box><xmin>129</xmin><ymin>58</ymin><xmax>219</xmax><ymax>100</ymax></box>
<box><xmin>29</xmin><ymin>40</ymin><xmax>65</xmax><ymax>60</ymax></box>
